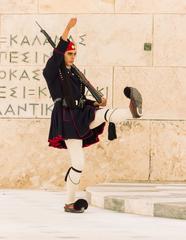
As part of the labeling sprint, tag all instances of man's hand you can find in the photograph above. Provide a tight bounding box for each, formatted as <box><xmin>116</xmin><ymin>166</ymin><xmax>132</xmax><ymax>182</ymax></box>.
<box><xmin>93</xmin><ymin>97</ymin><xmax>107</xmax><ymax>107</ymax></box>
<box><xmin>62</xmin><ymin>18</ymin><xmax>77</xmax><ymax>41</ymax></box>
<box><xmin>67</xmin><ymin>18</ymin><xmax>77</xmax><ymax>29</ymax></box>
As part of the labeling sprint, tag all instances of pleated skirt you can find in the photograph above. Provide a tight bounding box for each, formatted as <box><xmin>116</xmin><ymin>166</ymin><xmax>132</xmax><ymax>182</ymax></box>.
<box><xmin>48</xmin><ymin>101</ymin><xmax>106</xmax><ymax>149</ymax></box>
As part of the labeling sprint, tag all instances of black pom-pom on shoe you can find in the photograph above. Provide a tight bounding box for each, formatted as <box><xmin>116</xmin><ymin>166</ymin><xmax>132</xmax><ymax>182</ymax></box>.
<box><xmin>123</xmin><ymin>87</ymin><xmax>131</xmax><ymax>99</ymax></box>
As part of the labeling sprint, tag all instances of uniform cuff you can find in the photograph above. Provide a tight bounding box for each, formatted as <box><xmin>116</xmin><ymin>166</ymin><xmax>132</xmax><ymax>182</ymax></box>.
<box><xmin>85</xmin><ymin>99</ymin><xmax>97</xmax><ymax>106</ymax></box>
<box><xmin>54</xmin><ymin>37</ymin><xmax>70</xmax><ymax>55</ymax></box>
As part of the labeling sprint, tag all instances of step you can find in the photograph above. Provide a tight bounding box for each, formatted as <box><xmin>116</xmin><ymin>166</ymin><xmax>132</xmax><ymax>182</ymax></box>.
<box><xmin>154</xmin><ymin>202</ymin><xmax>186</xmax><ymax>220</ymax></box>
<box><xmin>86</xmin><ymin>183</ymin><xmax>186</xmax><ymax>219</ymax></box>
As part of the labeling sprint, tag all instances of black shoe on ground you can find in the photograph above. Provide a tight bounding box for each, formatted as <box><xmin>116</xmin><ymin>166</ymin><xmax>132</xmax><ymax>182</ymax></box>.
<box><xmin>64</xmin><ymin>202</ymin><xmax>85</xmax><ymax>213</ymax></box>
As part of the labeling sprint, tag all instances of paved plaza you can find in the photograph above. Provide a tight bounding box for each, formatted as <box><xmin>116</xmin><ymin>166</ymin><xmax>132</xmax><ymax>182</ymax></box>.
<box><xmin>0</xmin><ymin>188</ymin><xmax>186</xmax><ymax>239</ymax></box>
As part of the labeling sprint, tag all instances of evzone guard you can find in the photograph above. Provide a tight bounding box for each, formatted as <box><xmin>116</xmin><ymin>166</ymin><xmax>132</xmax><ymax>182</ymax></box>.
<box><xmin>42</xmin><ymin>18</ymin><xmax>143</xmax><ymax>213</ymax></box>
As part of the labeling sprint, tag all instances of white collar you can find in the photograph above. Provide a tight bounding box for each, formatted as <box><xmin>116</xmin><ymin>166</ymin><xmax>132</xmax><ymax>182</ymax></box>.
<box><xmin>66</xmin><ymin>65</ymin><xmax>71</xmax><ymax>70</ymax></box>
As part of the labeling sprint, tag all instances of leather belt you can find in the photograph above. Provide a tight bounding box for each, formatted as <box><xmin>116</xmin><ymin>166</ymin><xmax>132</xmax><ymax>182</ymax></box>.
<box><xmin>53</xmin><ymin>98</ymin><xmax>80</xmax><ymax>107</ymax></box>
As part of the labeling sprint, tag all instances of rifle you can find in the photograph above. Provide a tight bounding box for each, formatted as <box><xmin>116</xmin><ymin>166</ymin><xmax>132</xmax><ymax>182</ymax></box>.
<box><xmin>35</xmin><ymin>21</ymin><xmax>56</xmax><ymax>48</ymax></box>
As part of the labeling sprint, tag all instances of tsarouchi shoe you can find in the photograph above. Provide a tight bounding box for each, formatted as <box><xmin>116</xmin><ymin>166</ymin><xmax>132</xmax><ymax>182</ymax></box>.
<box><xmin>124</xmin><ymin>87</ymin><xmax>143</xmax><ymax>118</ymax></box>
<box><xmin>64</xmin><ymin>202</ymin><xmax>85</xmax><ymax>213</ymax></box>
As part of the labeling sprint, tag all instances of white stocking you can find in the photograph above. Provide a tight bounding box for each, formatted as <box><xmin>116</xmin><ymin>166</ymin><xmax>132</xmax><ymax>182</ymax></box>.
<box><xmin>89</xmin><ymin>107</ymin><xmax>132</xmax><ymax>129</ymax></box>
<box><xmin>64</xmin><ymin>139</ymin><xmax>84</xmax><ymax>204</ymax></box>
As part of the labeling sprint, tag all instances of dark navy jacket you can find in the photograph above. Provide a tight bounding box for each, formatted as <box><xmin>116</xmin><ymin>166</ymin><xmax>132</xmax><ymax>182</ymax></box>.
<box><xmin>43</xmin><ymin>37</ymin><xmax>95</xmax><ymax>106</ymax></box>
<box><xmin>42</xmin><ymin>37</ymin><xmax>105</xmax><ymax>149</ymax></box>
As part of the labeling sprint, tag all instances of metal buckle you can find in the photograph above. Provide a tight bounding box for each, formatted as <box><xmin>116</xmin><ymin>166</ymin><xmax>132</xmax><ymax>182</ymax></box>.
<box><xmin>54</xmin><ymin>98</ymin><xmax>85</xmax><ymax>108</ymax></box>
<box><xmin>77</xmin><ymin>97</ymin><xmax>86</xmax><ymax>109</ymax></box>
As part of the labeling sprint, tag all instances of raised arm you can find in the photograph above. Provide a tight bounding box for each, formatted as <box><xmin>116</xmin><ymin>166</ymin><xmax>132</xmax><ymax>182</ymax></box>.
<box><xmin>52</xmin><ymin>18</ymin><xmax>77</xmax><ymax>65</ymax></box>
<box><xmin>43</xmin><ymin>18</ymin><xmax>77</xmax><ymax>82</ymax></box>
<box><xmin>62</xmin><ymin>18</ymin><xmax>77</xmax><ymax>41</ymax></box>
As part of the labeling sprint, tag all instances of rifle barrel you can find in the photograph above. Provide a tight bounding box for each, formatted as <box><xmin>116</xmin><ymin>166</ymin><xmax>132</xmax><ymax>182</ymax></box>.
<box><xmin>35</xmin><ymin>21</ymin><xmax>42</xmax><ymax>30</ymax></box>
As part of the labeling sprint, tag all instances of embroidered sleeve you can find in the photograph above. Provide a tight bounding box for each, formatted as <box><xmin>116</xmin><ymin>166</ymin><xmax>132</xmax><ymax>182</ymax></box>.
<box><xmin>54</xmin><ymin>37</ymin><xmax>69</xmax><ymax>55</ymax></box>
<box><xmin>53</xmin><ymin>37</ymin><xmax>70</xmax><ymax>65</ymax></box>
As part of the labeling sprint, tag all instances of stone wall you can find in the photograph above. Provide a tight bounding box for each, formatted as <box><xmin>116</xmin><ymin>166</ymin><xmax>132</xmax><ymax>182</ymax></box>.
<box><xmin>0</xmin><ymin>0</ymin><xmax>185</xmax><ymax>190</ymax></box>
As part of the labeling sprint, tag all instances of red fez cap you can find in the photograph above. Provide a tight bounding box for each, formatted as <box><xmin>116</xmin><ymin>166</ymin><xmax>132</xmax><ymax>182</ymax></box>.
<box><xmin>65</xmin><ymin>41</ymin><xmax>76</xmax><ymax>52</ymax></box>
